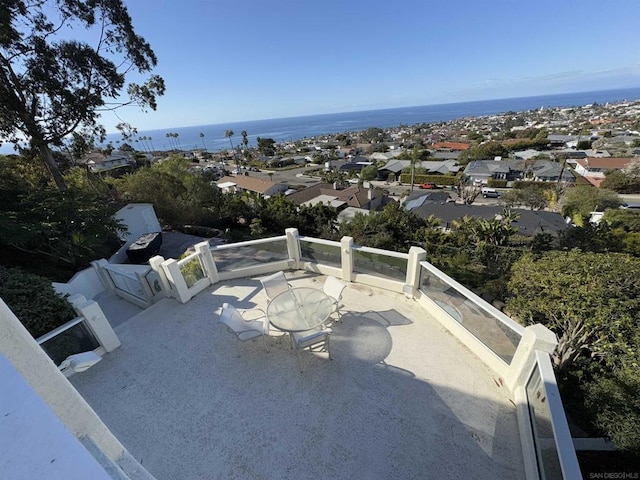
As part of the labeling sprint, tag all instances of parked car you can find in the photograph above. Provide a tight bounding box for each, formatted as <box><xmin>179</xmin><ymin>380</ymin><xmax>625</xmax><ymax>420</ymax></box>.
<box><xmin>481</xmin><ymin>187</ymin><xmax>500</xmax><ymax>198</ymax></box>
<box><xmin>419</xmin><ymin>182</ymin><xmax>439</xmax><ymax>189</ymax></box>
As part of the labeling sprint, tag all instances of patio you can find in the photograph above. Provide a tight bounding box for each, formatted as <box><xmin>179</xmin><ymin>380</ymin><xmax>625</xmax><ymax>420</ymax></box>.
<box><xmin>70</xmin><ymin>271</ymin><xmax>525</xmax><ymax>479</ymax></box>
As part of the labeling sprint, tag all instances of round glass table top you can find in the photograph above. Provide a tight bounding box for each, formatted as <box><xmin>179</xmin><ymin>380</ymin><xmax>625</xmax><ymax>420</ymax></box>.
<box><xmin>266</xmin><ymin>287</ymin><xmax>334</xmax><ymax>332</ymax></box>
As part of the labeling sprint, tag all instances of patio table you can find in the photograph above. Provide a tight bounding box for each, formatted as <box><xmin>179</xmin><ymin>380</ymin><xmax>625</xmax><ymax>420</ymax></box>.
<box><xmin>267</xmin><ymin>287</ymin><xmax>334</xmax><ymax>333</ymax></box>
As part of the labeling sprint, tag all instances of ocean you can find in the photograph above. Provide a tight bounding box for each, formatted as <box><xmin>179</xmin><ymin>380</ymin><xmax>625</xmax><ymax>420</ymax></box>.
<box><xmin>3</xmin><ymin>87</ymin><xmax>640</xmax><ymax>155</ymax></box>
<box><xmin>115</xmin><ymin>87</ymin><xmax>640</xmax><ymax>153</ymax></box>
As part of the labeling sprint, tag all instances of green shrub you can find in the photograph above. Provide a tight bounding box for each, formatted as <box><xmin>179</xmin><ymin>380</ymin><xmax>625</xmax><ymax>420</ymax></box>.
<box><xmin>487</xmin><ymin>179</ymin><xmax>508</xmax><ymax>188</ymax></box>
<box><xmin>0</xmin><ymin>266</ymin><xmax>75</xmax><ymax>338</ymax></box>
<box><xmin>511</xmin><ymin>180</ymin><xmax>554</xmax><ymax>190</ymax></box>
<box><xmin>583</xmin><ymin>363</ymin><xmax>640</xmax><ymax>453</ymax></box>
<box><xmin>398</xmin><ymin>174</ymin><xmax>457</xmax><ymax>185</ymax></box>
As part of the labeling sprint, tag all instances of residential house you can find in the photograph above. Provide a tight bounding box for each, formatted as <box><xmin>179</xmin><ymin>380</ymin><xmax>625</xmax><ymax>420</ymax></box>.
<box><xmin>286</xmin><ymin>182</ymin><xmax>387</xmax><ymax>211</ymax></box>
<box><xmin>377</xmin><ymin>159</ymin><xmax>460</xmax><ymax>181</ymax></box>
<box><xmin>573</xmin><ymin>157</ymin><xmax>634</xmax><ymax>187</ymax></box>
<box><xmin>463</xmin><ymin>159</ymin><xmax>573</xmax><ymax>184</ymax></box>
<box><xmin>429</xmin><ymin>150</ymin><xmax>462</xmax><ymax>161</ymax></box>
<box><xmin>216</xmin><ymin>175</ymin><xmax>287</xmax><ymax>197</ymax></box>
<box><xmin>463</xmin><ymin>160</ymin><xmax>514</xmax><ymax>184</ymax></box>
<box><xmin>404</xmin><ymin>191</ymin><xmax>570</xmax><ymax>236</ymax></box>
<box><xmin>80</xmin><ymin>151</ymin><xmax>132</xmax><ymax>173</ymax></box>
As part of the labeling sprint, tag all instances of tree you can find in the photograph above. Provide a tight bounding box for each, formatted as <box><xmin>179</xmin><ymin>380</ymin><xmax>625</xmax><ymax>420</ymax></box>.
<box><xmin>501</xmin><ymin>185</ymin><xmax>550</xmax><ymax>210</ymax></box>
<box><xmin>507</xmin><ymin>250</ymin><xmax>640</xmax><ymax>452</ymax></box>
<box><xmin>200</xmin><ymin>133</ymin><xmax>207</xmax><ymax>150</ymax></box>
<box><xmin>360</xmin><ymin>165</ymin><xmax>378</xmax><ymax>182</ymax></box>
<box><xmin>459</xmin><ymin>141</ymin><xmax>508</xmax><ymax>164</ymax></box>
<box><xmin>507</xmin><ymin>250</ymin><xmax>640</xmax><ymax>372</ymax></box>
<box><xmin>112</xmin><ymin>156</ymin><xmax>223</xmax><ymax>228</ymax></box>
<box><xmin>225</xmin><ymin>129</ymin><xmax>238</xmax><ymax>169</ymax></box>
<box><xmin>256</xmin><ymin>137</ymin><xmax>276</xmax><ymax>156</ymax></box>
<box><xmin>561</xmin><ymin>186</ymin><xmax>622</xmax><ymax>221</ymax></box>
<box><xmin>0</xmin><ymin>1</ymin><xmax>165</xmax><ymax>189</ymax></box>
<box><xmin>360</xmin><ymin>127</ymin><xmax>385</xmax><ymax>143</ymax></box>
<box><xmin>0</xmin><ymin>188</ymin><xmax>123</xmax><ymax>271</ymax></box>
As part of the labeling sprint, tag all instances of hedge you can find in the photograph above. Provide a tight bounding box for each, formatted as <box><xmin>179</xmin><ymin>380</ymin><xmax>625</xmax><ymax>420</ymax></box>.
<box><xmin>487</xmin><ymin>179</ymin><xmax>508</xmax><ymax>188</ymax></box>
<box><xmin>511</xmin><ymin>180</ymin><xmax>556</xmax><ymax>190</ymax></box>
<box><xmin>398</xmin><ymin>174</ymin><xmax>458</xmax><ymax>185</ymax></box>
<box><xmin>0</xmin><ymin>266</ymin><xmax>75</xmax><ymax>338</ymax></box>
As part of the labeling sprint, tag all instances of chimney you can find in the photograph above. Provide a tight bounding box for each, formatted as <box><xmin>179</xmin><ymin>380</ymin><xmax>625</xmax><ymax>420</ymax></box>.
<box><xmin>367</xmin><ymin>188</ymin><xmax>374</xmax><ymax>201</ymax></box>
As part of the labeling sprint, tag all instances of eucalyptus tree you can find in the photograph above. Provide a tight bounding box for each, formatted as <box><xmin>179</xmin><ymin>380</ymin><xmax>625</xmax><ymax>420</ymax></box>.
<box><xmin>0</xmin><ymin>0</ymin><xmax>165</xmax><ymax>189</ymax></box>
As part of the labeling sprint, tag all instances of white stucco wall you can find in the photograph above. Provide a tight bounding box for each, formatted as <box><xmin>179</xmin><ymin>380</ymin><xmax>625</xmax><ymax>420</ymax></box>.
<box><xmin>111</xmin><ymin>203</ymin><xmax>162</xmax><ymax>264</ymax></box>
<box><xmin>0</xmin><ymin>298</ymin><xmax>125</xmax><ymax>462</ymax></box>
<box><xmin>0</xmin><ymin>354</ymin><xmax>112</xmax><ymax>479</ymax></box>
<box><xmin>52</xmin><ymin>267</ymin><xmax>105</xmax><ymax>300</ymax></box>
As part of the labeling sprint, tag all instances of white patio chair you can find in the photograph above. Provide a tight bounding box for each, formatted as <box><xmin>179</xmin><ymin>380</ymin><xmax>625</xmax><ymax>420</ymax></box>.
<box><xmin>291</xmin><ymin>327</ymin><xmax>332</xmax><ymax>372</ymax></box>
<box><xmin>218</xmin><ymin>303</ymin><xmax>270</xmax><ymax>355</ymax></box>
<box><xmin>323</xmin><ymin>275</ymin><xmax>347</xmax><ymax>323</ymax></box>
<box><xmin>259</xmin><ymin>271</ymin><xmax>291</xmax><ymax>302</ymax></box>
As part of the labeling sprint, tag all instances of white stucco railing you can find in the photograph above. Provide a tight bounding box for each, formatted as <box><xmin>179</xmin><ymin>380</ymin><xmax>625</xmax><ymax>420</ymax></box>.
<box><xmin>46</xmin><ymin>227</ymin><xmax>582</xmax><ymax>479</ymax></box>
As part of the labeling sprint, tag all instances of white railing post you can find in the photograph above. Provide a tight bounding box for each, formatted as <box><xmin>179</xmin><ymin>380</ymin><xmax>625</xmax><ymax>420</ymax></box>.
<box><xmin>285</xmin><ymin>228</ymin><xmax>301</xmax><ymax>269</ymax></box>
<box><xmin>341</xmin><ymin>236</ymin><xmax>354</xmax><ymax>282</ymax></box>
<box><xmin>68</xmin><ymin>294</ymin><xmax>121</xmax><ymax>353</ymax></box>
<box><xmin>505</xmin><ymin>324</ymin><xmax>557</xmax><ymax>392</ymax></box>
<box><xmin>91</xmin><ymin>259</ymin><xmax>116</xmax><ymax>293</ymax></box>
<box><xmin>405</xmin><ymin>246</ymin><xmax>426</xmax><ymax>298</ymax></box>
<box><xmin>161</xmin><ymin>258</ymin><xmax>192</xmax><ymax>303</ymax></box>
<box><xmin>194</xmin><ymin>241</ymin><xmax>219</xmax><ymax>284</ymax></box>
<box><xmin>148</xmin><ymin>255</ymin><xmax>170</xmax><ymax>296</ymax></box>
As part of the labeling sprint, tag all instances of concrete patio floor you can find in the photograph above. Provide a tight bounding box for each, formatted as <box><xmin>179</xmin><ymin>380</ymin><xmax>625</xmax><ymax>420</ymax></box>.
<box><xmin>71</xmin><ymin>271</ymin><xmax>525</xmax><ymax>479</ymax></box>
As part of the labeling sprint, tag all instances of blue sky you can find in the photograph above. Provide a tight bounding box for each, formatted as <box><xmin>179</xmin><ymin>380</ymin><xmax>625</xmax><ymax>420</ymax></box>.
<box><xmin>104</xmin><ymin>0</ymin><xmax>640</xmax><ymax>132</ymax></box>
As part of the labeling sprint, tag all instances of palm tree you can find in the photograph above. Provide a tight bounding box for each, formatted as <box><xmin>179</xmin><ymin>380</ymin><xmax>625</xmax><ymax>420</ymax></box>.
<box><xmin>165</xmin><ymin>132</ymin><xmax>173</xmax><ymax>150</ymax></box>
<box><xmin>174</xmin><ymin>132</ymin><xmax>181</xmax><ymax>151</ymax></box>
<box><xmin>199</xmin><ymin>132</ymin><xmax>207</xmax><ymax>151</ymax></box>
<box><xmin>225</xmin><ymin>129</ymin><xmax>238</xmax><ymax>169</ymax></box>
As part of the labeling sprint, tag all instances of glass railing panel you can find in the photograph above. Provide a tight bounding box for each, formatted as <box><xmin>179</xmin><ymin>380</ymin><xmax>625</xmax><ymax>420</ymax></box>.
<box><xmin>419</xmin><ymin>266</ymin><xmax>521</xmax><ymax>364</ymax></box>
<box><xmin>143</xmin><ymin>269</ymin><xmax>163</xmax><ymax>296</ymax></box>
<box><xmin>178</xmin><ymin>255</ymin><xmax>206</xmax><ymax>288</ymax></box>
<box><xmin>299</xmin><ymin>239</ymin><xmax>341</xmax><ymax>268</ymax></box>
<box><xmin>106</xmin><ymin>269</ymin><xmax>146</xmax><ymax>300</ymax></box>
<box><xmin>527</xmin><ymin>363</ymin><xmax>563</xmax><ymax>478</ymax></box>
<box><xmin>353</xmin><ymin>248</ymin><xmax>407</xmax><ymax>281</ymax></box>
<box><xmin>39</xmin><ymin>320</ymin><xmax>100</xmax><ymax>366</ymax></box>
<box><xmin>212</xmin><ymin>239</ymin><xmax>288</xmax><ymax>272</ymax></box>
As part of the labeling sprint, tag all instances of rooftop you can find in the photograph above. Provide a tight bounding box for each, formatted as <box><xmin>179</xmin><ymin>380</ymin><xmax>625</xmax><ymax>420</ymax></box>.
<box><xmin>70</xmin><ymin>271</ymin><xmax>524</xmax><ymax>480</ymax></box>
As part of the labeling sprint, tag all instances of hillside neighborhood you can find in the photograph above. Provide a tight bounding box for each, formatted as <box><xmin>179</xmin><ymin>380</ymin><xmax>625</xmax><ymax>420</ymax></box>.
<box><xmin>80</xmin><ymin>97</ymin><xmax>640</xmax><ymax>229</ymax></box>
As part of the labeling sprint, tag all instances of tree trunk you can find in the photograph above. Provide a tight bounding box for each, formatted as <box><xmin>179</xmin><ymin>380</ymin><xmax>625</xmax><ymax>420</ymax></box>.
<box><xmin>36</xmin><ymin>142</ymin><xmax>67</xmax><ymax>190</ymax></box>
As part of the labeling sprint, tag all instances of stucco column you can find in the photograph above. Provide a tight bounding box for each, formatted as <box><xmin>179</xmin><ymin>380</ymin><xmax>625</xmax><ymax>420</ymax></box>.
<box><xmin>341</xmin><ymin>236</ymin><xmax>354</xmax><ymax>282</ymax></box>
<box><xmin>505</xmin><ymin>324</ymin><xmax>557</xmax><ymax>392</ymax></box>
<box><xmin>405</xmin><ymin>246</ymin><xmax>426</xmax><ymax>298</ymax></box>
<box><xmin>68</xmin><ymin>294</ymin><xmax>121</xmax><ymax>353</ymax></box>
<box><xmin>194</xmin><ymin>241</ymin><xmax>219</xmax><ymax>284</ymax></box>
<box><xmin>285</xmin><ymin>228</ymin><xmax>301</xmax><ymax>269</ymax></box>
